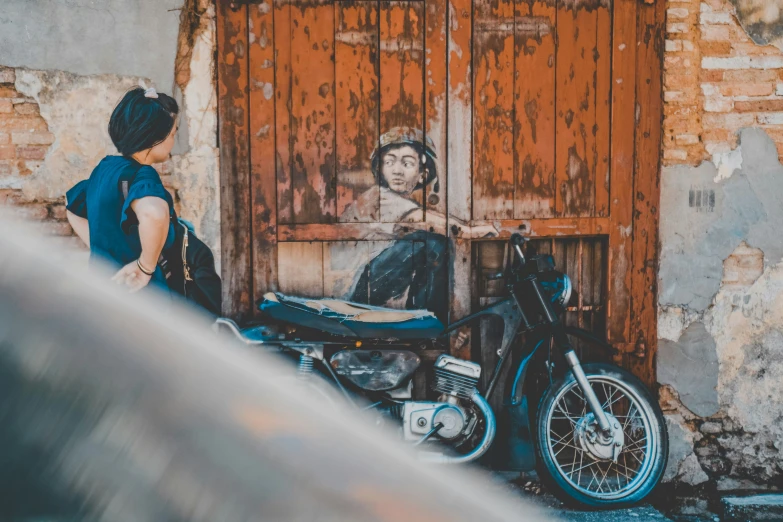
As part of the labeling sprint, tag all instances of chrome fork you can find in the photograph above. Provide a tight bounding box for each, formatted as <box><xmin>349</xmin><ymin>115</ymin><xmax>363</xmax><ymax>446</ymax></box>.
<box><xmin>564</xmin><ymin>351</ymin><xmax>612</xmax><ymax>433</ymax></box>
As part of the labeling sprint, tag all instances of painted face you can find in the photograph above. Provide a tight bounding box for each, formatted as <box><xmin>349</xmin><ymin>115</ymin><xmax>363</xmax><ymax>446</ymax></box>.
<box><xmin>380</xmin><ymin>145</ymin><xmax>422</xmax><ymax>195</ymax></box>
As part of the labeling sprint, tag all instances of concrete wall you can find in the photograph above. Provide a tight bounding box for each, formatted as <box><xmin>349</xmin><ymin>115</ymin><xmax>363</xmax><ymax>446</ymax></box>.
<box><xmin>660</xmin><ymin>0</ymin><xmax>783</xmax><ymax>491</ymax></box>
<box><xmin>0</xmin><ymin>0</ymin><xmax>220</xmax><ymax>263</ymax></box>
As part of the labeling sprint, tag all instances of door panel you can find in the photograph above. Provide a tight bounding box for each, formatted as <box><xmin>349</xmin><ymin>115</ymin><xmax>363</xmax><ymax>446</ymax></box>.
<box><xmin>219</xmin><ymin>0</ymin><xmax>664</xmax><ymax>385</ymax></box>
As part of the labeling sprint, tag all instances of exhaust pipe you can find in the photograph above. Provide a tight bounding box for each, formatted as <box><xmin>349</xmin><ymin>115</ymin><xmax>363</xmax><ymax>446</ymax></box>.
<box><xmin>418</xmin><ymin>389</ymin><xmax>497</xmax><ymax>464</ymax></box>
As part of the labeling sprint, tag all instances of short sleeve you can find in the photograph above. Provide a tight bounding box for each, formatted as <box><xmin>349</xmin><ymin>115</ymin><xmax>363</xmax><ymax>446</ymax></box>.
<box><xmin>65</xmin><ymin>180</ymin><xmax>89</xmax><ymax>218</ymax></box>
<box><xmin>120</xmin><ymin>166</ymin><xmax>174</xmax><ymax>234</ymax></box>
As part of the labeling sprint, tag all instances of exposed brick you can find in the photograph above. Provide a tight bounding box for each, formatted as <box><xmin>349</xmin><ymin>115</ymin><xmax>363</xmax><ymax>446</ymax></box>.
<box><xmin>664</xmin><ymin>149</ymin><xmax>689</xmax><ymax>161</ymax></box>
<box><xmin>668</xmin><ymin>7</ymin><xmax>689</xmax><ymax>18</ymax></box>
<box><xmin>701</xmin><ymin>25</ymin><xmax>731</xmax><ymax>41</ymax></box>
<box><xmin>0</xmin><ymin>68</ymin><xmax>15</xmax><ymax>84</ymax></box>
<box><xmin>15</xmin><ymin>146</ymin><xmax>48</xmax><ymax>160</ymax></box>
<box><xmin>700</xmin><ymin>40</ymin><xmax>732</xmax><ymax>56</ymax></box>
<box><xmin>13</xmin><ymin>103</ymin><xmax>39</xmax><ymax>116</ymax></box>
<box><xmin>720</xmin><ymin>83</ymin><xmax>775</xmax><ymax>97</ymax></box>
<box><xmin>667</xmin><ymin>22</ymin><xmax>689</xmax><ymax>34</ymax></box>
<box><xmin>683</xmin><ymin>40</ymin><xmax>695</xmax><ymax>52</ymax></box>
<box><xmin>0</xmin><ymin>189</ymin><xmax>22</xmax><ymax>205</ymax></box>
<box><xmin>13</xmin><ymin>204</ymin><xmax>49</xmax><ymax>221</ymax></box>
<box><xmin>703</xmin><ymin>128</ymin><xmax>734</xmax><ymax>142</ymax></box>
<box><xmin>0</xmin><ymin>145</ymin><xmax>14</xmax><ymax>160</ymax></box>
<box><xmin>0</xmin><ymin>117</ymin><xmax>48</xmax><ymax>132</ymax></box>
<box><xmin>676</xmin><ymin>134</ymin><xmax>700</xmax><ymax>145</ymax></box>
<box><xmin>50</xmin><ymin>204</ymin><xmax>68</xmax><ymax>221</ymax></box>
<box><xmin>0</xmin><ymin>132</ymin><xmax>9</xmax><ymax>145</ymax></box>
<box><xmin>0</xmin><ymin>99</ymin><xmax>12</xmax><ymax>114</ymax></box>
<box><xmin>665</xmin><ymin>91</ymin><xmax>684</xmax><ymax>102</ymax></box>
<box><xmin>666</xmin><ymin>40</ymin><xmax>684</xmax><ymax>52</ymax></box>
<box><xmin>0</xmin><ymin>86</ymin><xmax>19</xmax><ymax>98</ymax></box>
<box><xmin>703</xmin><ymin>56</ymin><xmax>783</xmax><ymax>70</ymax></box>
<box><xmin>705</xmin><ymin>97</ymin><xmax>734</xmax><ymax>112</ymax></box>
<box><xmin>11</xmin><ymin>131</ymin><xmax>55</xmax><ymax>145</ymax></box>
<box><xmin>732</xmin><ymin>42</ymin><xmax>782</xmax><ymax>56</ymax></box>
<box><xmin>705</xmin><ymin>140</ymin><xmax>736</xmax><ymax>154</ymax></box>
<box><xmin>733</xmin><ymin>99</ymin><xmax>783</xmax><ymax>112</ymax></box>
<box><xmin>701</xmin><ymin>70</ymin><xmax>724</xmax><ymax>82</ymax></box>
<box><xmin>757</xmin><ymin>112</ymin><xmax>783</xmax><ymax>125</ymax></box>
<box><xmin>700</xmin><ymin>12</ymin><xmax>733</xmax><ymax>24</ymax></box>
<box><xmin>0</xmin><ymin>161</ymin><xmax>11</xmax><ymax>176</ymax></box>
<box><xmin>702</xmin><ymin>112</ymin><xmax>755</xmax><ymax>128</ymax></box>
<box><xmin>724</xmin><ymin>69</ymin><xmax>779</xmax><ymax>83</ymax></box>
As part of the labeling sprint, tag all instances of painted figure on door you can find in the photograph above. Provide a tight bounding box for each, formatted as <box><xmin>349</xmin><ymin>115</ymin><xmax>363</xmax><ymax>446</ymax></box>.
<box><xmin>343</xmin><ymin>127</ymin><xmax>496</xmax><ymax>323</ymax></box>
<box><xmin>344</xmin><ymin>127</ymin><xmax>447</xmax><ymax>320</ymax></box>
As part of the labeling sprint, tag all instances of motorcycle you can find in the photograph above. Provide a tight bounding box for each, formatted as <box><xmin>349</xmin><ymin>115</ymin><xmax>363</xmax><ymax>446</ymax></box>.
<box><xmin>215</xmin><ymin>233</ymin><xmax>668</xmax><ymax>508</ymax></box>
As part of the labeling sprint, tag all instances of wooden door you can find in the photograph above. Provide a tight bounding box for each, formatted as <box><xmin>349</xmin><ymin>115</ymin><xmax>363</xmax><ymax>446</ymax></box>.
<box><xmin>217</xmin><ymin>0</ymin><xmax>664</xmax><ymax>385</ymax></box>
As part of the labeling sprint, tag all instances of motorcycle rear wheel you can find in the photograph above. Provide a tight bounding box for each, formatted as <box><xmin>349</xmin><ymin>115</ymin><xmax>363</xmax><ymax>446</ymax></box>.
<box><xmin>534</xmin><ymin>363</ymin><xmax>668</xmax><ymax>509</ymax></box>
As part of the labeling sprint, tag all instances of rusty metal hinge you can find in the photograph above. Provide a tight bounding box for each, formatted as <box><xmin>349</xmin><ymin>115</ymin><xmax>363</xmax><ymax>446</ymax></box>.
<box><xmin>228</xmin><ymin>0</ymin><xmax>264</xmax><ymax>11</ymax></box>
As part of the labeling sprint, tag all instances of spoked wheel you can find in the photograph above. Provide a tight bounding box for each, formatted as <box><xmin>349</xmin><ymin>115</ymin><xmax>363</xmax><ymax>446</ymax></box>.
<box><xmin>534</xmin><ymin>363</ymin><xmax>667</xmax><ymax>508</ymax></box>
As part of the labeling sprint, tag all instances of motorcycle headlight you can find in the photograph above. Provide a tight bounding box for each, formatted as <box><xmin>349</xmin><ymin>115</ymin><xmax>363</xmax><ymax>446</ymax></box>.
<box><xmin>539</xmin><ymin>272</ymin><xmax>573</xmax><ymax>307</ymax></box>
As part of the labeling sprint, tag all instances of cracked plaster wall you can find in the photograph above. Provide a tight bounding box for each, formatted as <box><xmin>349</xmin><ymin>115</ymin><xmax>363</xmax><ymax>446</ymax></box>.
<box><xmin>659</xmin><ymin>128</ymin><xmax>783</xmax><ymax>486</ymax></box>
<box><xmin>0</xmin><ymin>0</ymin><xmax>220</xmax><ymax>264</ymax></box>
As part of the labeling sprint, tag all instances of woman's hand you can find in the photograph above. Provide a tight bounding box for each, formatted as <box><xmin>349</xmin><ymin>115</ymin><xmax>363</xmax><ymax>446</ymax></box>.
<box><xmin>112</xmin><ymin>260</ymin><xmax>153</xmax><ymax>293</ymax></box>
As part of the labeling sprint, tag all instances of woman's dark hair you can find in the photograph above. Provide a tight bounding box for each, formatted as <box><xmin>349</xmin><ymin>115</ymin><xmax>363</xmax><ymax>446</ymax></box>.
<box><xmin>371</xmin><ymin>143</ymin><xmax>439</xmax><ymax>193</ymax></box>
<box><xmin>109</xmin><ymin>87</ymin><xmax>178</xmax><ymax>157</ymax></box>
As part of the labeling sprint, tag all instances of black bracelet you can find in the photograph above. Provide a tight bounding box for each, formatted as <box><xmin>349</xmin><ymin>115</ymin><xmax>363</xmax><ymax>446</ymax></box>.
<box><xmin>136</xmin><ymin>258</ymin><xmax>155</xmax><ymax>276</ymax></box>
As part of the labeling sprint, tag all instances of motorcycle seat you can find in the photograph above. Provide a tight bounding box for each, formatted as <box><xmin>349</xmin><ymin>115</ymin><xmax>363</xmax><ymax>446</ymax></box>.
<box><xmin>258</xmin><ymin>292</ymin><xmax>445</xmax><ymax>340</ymax></box>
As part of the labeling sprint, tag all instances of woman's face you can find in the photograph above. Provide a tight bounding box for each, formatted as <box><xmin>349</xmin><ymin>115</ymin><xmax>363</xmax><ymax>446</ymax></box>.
<box><xmin>146</xmin><ymin>118</ymin><xmax>178</xmax><ymax>164</ymax></box>
<box><xmin>381</xmin><ymin>145</ymin><xmax>422</xmax><ymax>195</ymax></box>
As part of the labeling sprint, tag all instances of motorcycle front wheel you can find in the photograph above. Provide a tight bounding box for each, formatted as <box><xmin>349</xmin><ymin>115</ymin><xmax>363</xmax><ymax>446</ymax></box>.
<box><xmin>533</xmin><ymin>363</ymin><xmax>668</xmax><ymax>509</ymax></box>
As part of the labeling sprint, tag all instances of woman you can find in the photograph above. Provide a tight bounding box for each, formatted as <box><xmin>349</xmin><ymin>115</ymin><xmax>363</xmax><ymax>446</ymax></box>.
<box><xmin>65</xmin><ymin>87</ymin><xmax>177</xmax><ymax>294</ymax></box>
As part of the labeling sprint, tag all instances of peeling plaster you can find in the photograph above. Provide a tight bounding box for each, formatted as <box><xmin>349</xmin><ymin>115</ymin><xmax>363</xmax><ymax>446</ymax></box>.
<box><xmin>660</xmin><ymin>127</ymin><xmax>783</xmax><ymax>484</ymax></box>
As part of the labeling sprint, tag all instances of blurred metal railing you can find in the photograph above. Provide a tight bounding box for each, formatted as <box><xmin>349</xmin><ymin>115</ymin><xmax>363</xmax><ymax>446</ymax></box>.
<box><xmin>0</xmin><ymin>211</ymin><xmax>548</xmax><ymax>522</ymax></box>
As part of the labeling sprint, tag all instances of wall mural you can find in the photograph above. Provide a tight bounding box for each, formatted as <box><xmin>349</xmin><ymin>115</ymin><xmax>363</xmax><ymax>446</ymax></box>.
<box><xmin>336</xmin><ymin>126</ymin><xmax>496</xmax><ymax>323</ymax></box>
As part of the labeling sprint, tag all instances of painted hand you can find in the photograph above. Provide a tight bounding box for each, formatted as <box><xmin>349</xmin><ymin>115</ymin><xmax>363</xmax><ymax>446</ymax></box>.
<box><xmin>111</xmin><ymin>261</ymin><xmax>153</xmax><ymax>293</ymax></box>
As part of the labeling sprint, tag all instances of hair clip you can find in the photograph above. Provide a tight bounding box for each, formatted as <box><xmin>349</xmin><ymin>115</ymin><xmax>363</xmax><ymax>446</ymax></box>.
<box><xmin>144</xmin><ymin>87</ymin><xmax>159</xmax><ymax>99</ymax></box>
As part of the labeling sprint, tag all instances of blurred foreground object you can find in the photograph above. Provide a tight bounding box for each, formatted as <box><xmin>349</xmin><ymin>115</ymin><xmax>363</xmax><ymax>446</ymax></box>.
<box><xmin>0</xmin><ymin>211</ymin><xmax>547</xmax><ymax>522</ymax></box>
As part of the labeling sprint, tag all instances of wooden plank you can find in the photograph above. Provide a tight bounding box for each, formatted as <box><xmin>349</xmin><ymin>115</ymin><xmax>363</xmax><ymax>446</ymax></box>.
<box><xmin>278</xmin><ymin>242</ymin><xmax>324</xmax><ymax>297</ymax></box>
<box><xmin>472</xmin><ymin>0</ymin><xmax>515</xmax><ymax>220</ymax></box>
<box><xmin>274</xmin><ymin>0</ymin><xmax>293</xmax><ymax>224</ymax></box>
<box><xmin>217</xmin><ymin>2</ymin><xmax>251</xmax><ymax>321</ymax></box>
<box><xmin>335</xmin><ymin>2</ymin><xmax>380</xmax><ymax>223</ymax></box>
<box><xmin>595</xmin><ymin>2</ymin><xmax>612</xmax><ymax>217</ymax></box>
<box><xmin>249</xmin><ymin>0</ymin><xmax>279</xmax><ymax>307</ymax></box>
<box><xmin>447</xmin><ymin>0</ymin><xmax>473</xmax><ymax>356</ymax></box>
<box><xmin>425</xmin><ymin>0</ymin><xmax>448</xmax><ymax>218</ymax></box>
<box><xmin>379</xmin><ymin>1</ymin><xmax>426</xmax><ymax>222</ymax></box>
<box><xmin>607</xmin><ymin>0</ymin><xmax>638</xmax><ymax>353</ymax></box>
<box><xmin>513</xmin><ymin>3</ymin><xmax>556</xmax><ymax>219</ymax></box>
<box><xmin>446</xmin><ymin>0</ymin><xmax>472</xmax><ymax>223</ymax></box>
<box><xmin>323</xmin><ymin>241</ymin><xmax>372</xmax><ymax>299</ymax></box>
<box><xmin>279</xmin><ymin>217</ymin><xmax>610</xmax><ymax>241</ymax></box>
<box><xmin>627</xmin><ymin>0</ymin><xmax>664</xmax><ymax>386</ymax></box>
<box><xmin>289</xmin><ymin>3</ymin><xmax>336</xmax><ymax>223</ymax></box>
<box><xmin>555</xmin><ymin>0</ymin><xmax>598</xmax><ymax>217</ymax></box>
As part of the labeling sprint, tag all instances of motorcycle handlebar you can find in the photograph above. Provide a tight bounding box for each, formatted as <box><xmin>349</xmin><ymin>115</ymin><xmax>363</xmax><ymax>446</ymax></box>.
<box><xmin>510</xmin><ymin>233</ymin><xmax>527</xmax><ymax>263</ymax></box>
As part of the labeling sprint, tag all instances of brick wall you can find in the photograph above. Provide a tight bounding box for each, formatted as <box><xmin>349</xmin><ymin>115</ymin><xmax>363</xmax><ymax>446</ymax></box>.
<box><xmin>0</xmin><ymin>66</ymin><xmax>80</xmax><ymax>242</ymax></box>
<box><xmin>664</xmin><ymin>0</ymin><xmax>783</xmax><ymax>165</ymax></box>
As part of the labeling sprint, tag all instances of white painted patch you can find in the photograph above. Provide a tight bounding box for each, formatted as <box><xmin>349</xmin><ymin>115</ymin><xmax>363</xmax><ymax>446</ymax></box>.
<box><xmin>713</xmin><ymin>145</ymin><xmax>743</xmax><ymax>182</ymax></box>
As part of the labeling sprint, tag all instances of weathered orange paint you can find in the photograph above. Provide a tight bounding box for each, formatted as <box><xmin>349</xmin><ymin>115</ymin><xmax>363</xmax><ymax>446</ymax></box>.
<box><xmin>336</xmin><ymin>2</ymin><xmax>379</xmax><ymax>221</ymax></box>
<box><xmin>217</xmin><ymin>0</ymin><xmax>664</xmax><ymax>384</ymax></box>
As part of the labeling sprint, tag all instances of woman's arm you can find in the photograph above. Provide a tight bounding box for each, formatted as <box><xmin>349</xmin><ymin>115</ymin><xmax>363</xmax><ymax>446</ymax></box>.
<box><xmin>66</xmin><ymin>210</ymin><xmax>90</xmax><ymax>247</ymax></box>
<box><xmin>112</xmin><ymin>196</ymin><xmax>170</xmax><ymax>292</ymax></box>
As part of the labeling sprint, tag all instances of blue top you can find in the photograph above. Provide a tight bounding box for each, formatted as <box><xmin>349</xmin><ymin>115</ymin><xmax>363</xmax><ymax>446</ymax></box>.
<box><xmin>65</xmin><ymin>155</ymin><xmax>175</xmax><ymax>290</ymax></box>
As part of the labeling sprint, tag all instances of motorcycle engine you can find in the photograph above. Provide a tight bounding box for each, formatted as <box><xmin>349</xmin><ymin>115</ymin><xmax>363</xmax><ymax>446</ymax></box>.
<box><xmin>402</xmin><ymin>355</ymin><xmax>482</xmax><ymax>443</ymax></box>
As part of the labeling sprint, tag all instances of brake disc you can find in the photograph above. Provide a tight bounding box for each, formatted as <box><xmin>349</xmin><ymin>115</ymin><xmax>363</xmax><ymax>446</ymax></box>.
<box><xmin>575</xmin><ymin>412</ymin><xmax>625</xmax><ymax>462</ymax></box>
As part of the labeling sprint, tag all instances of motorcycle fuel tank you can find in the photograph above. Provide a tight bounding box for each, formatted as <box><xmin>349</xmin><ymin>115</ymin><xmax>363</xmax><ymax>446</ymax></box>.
<box><xmin>330</xmin><ymin>350</ymin><xmax>420</xmax><ymax>391</ymax></box>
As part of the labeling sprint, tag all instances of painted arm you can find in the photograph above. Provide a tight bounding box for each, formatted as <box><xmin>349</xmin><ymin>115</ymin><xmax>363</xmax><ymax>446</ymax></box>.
<box><xmin>394</xmin><ymin>210</ymin><xmax>498</xmax><ymax>239</ymax></box>
<box><xmin>66</xmin><ymin>210</ymin><xmax>90</xmax><ymax>247</ymax></box>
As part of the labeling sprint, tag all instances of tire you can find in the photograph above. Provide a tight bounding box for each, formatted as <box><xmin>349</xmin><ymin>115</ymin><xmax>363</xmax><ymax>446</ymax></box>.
<box><xmin>533</xmin><ymin>363</ymin><xmax>668</xmax><ymax>509</ymax></box>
